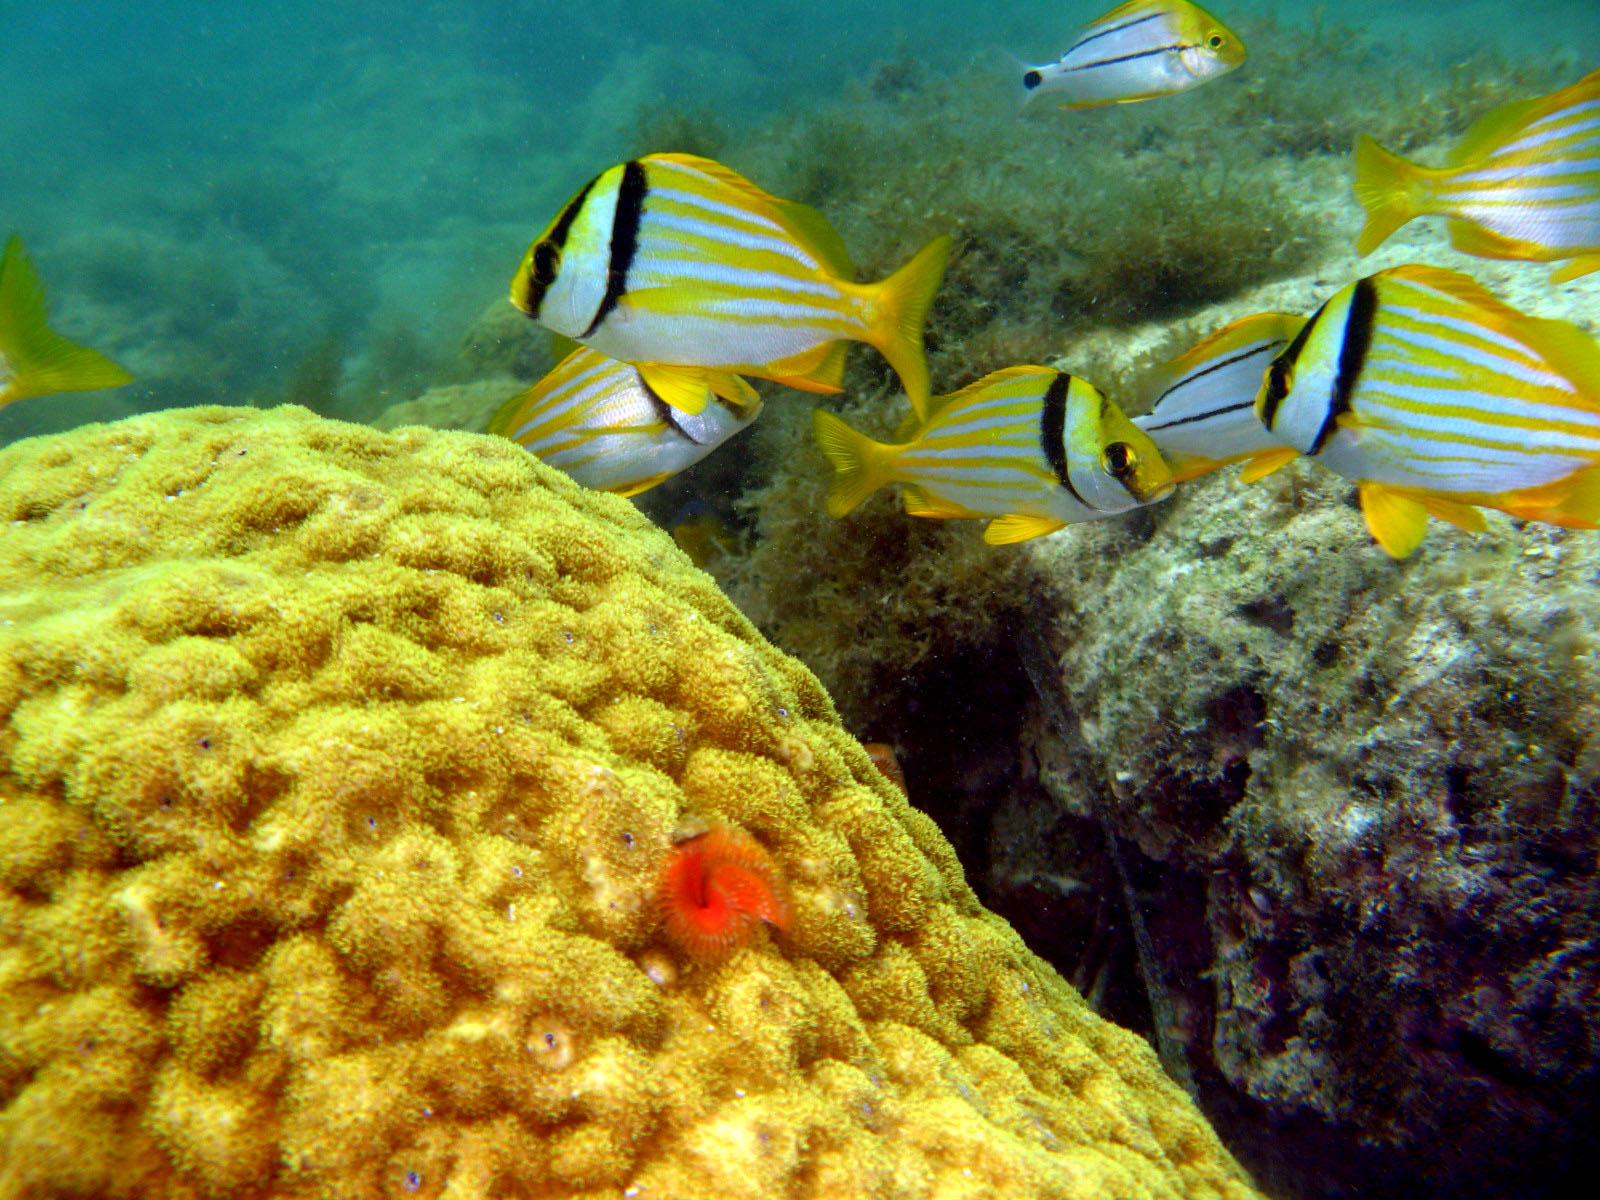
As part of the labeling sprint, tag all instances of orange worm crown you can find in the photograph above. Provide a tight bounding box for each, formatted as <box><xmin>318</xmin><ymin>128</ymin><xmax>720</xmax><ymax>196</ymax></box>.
<box><xmin>656</xmin><ymin>825</ymin><xmax>791</xmax><ymax>960</ymax></box>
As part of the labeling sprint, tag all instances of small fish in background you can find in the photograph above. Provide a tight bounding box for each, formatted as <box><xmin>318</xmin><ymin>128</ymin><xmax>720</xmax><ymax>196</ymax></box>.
<box><xmin>667</xmin><ymin>499</ymin><xmax>744</xmax><ymax>568</ymax></box>
<box><xmin>1353</xmin><ymin>67</ymin><xmax>1600</xmax><ymax>282</ymax></box>
<box><xmin>1015</xmin><ymin>0</ymin><xmax>1246</xmax><ymax>110</ymax></box>
<box><xmin>0</xmin><ymin>233</ymin><xmax>132</xmax><ymax>410</ymax></box>
<box><xmin>1133</xmin><ymin>312</ymin><xmax>1304</xmax><ymax>482</ymax></box>
<box><xmin>486</xmin><ymin>343</ymin><xmax>760</xmax><ymax>497</ymax></box>
<box><xmin>1249</xmin><ymin>263</ymin><xmax>1600</xmax><ymax>558</ymax></box>
<box><xmin>813</xmin><ymin>365</ymin><xmax>1174</xmax><ymax>544</ymax></box>
<box><xmin>510</xmin><ymin>152</ymin><xmax>950</xmax><ymax>419</ymax></box>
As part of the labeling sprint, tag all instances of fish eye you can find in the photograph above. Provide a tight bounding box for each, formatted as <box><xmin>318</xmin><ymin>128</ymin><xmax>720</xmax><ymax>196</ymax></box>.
<box><xmin>1102</xmin><ymin>442</ymin><xmax>1137</xmax><ymax>478</ymax></box>
<box><xmin>532</xmin><ymin>240</ymin><xmax>561</xmax><ymax>285</ymax></box>
<box><xmin>1207</xmin><ymin>33</ymin><xmax>1225</xmax><ymax>48</ymax></box>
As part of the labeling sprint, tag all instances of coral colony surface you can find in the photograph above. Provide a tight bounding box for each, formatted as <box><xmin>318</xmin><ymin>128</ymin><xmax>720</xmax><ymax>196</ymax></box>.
<box><xmin>0</xmin><ymin>407</ymin><xmax>1260</xmax><ymax>1198</ymax></box>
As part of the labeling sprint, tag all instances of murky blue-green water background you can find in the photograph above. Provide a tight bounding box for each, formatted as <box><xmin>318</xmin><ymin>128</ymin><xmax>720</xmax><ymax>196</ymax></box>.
<box><xmin>1</xmin><ymin>0</ymin><xmax>1595</xmax><ymax>442</ymax></box>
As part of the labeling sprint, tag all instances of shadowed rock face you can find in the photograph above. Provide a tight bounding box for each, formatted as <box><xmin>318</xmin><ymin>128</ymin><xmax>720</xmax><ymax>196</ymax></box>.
<box><xmin>991</xmin><ymin>459</ymin><xmax>1600</xmax><ymax>1200</ymax></box>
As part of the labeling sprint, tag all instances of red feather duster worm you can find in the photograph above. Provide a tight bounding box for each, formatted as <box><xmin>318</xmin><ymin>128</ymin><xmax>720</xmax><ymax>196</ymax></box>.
<box><xmin>656</xmin><ymin>825</ymin><xmax>791</xmax><ymax>960</ymax></box>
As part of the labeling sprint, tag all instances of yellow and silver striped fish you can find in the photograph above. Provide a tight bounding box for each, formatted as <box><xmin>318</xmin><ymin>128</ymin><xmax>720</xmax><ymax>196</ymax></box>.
<box><xmin>0</xmin><ymin>233</ymin><xmax>132</xmax><ymax>410</ymax></box>
<box><xmin>1354</xmin><ymin>67</ymin><xmax>1600</xmax><ymax>282</ymax></box>
<box><xmin>1249</xmin><ymin>264</ymin><xmax>1600</xmax><ymax>558</ymax></box>
<box><xmin>1133</xmin><ymin>312</ymin><xmax>1304</xmax><ymax>482</ymax></box>
<box><xmin>510</xmin><ymin>153</ymin><xmax>950</xmax><ymax>419</ymax></box>
<box><xmin>1016</xmin><ymin>0</ymin><xmax>1245</xmax><ymax>110</ymax></box>
<box><xmin>813</xmin><ymin>365</ymin><xmax>1174</xmax><ymax>544</ymax></box>
<box><xmin>487</xmin><ymin>345</ymin><xmax>760</xmax><ymax>497</ymax></box>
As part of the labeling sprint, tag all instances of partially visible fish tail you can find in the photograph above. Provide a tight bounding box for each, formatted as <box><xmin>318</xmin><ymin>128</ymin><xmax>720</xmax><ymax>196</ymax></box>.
<box><xmin>863</xmin><ymin>233</ymin><xmax>951</xmax><ymax>420</ymax></box>
<box><xmin>0</xmin><ymin>234</ymin><xmax>132</xmax><ymax>407</ymax></box>
<box><xmin>1352</xmin><ymin>135</ymin><xmax>1425</xmax><ymax>256</ymax></box>
<box><xmin>811</xmin><ymin>409</ymin><xmax>894</xmax><ymax>518</ymax></box>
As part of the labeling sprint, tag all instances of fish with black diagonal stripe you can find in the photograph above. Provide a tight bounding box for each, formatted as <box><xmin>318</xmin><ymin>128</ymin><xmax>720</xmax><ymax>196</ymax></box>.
<box><xmin>509</xmin><ymin>153</ymin><xmax>950</xmax><ymax>420</ymax></box>
<box><xmin>812</xmin><ymin>366</ymin><xmax>1174</xmax><ymax>545</ymax></box>
<box><xmin>1013</xmin><ymin>0</ymin><xmax>1245</xmax><ymax>111</ymax></box>
<box><xmin>1242</xmin><ymin>264</ymin><xmax>1600</xmax><ymax>558</ymax></box>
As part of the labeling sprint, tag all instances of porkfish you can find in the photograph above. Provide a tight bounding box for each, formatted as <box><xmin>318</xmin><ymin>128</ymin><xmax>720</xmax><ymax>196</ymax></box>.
<box><xmin>1353</xmin><ymin>67</ymin><xmax>1600</xmax><ymax>282</ymax></box>
<box><xmin>0</xmin><ymin>233</ymin><xmax>132</xmax><ymax>410</ymax></box>
<box><xmin>1016</xmin><ymin>0</ymin><xmax>1245</xmax><ymax>110</ymax></box>
<box><xmin>510</xmin><ymin>153</ymin><xmax>950</xmax><ymax>419</ymax></box>
<box><xmin>1249</xmin><ymin>264</ymin><xmax>1600</xmax><ymax>558</ymax></box>
<box><xmin>813</xmin><ymin>365</ymin><xmax>1174</xmax><ymax>544</ymax></box>
<box><xmin>487</xmin><ymin>344</ymin><xmax>760</xmax><ymax>497</ymax></box>
<box><xmin>1133</xmin><ymin>311</ymin><xmax>1305</xmax><ymax>482</ymax></box>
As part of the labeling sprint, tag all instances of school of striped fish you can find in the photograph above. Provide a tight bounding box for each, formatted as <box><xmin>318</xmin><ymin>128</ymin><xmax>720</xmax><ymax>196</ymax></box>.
<box><xmin>2</xmin><ymin>3</ymin><xmax>1598</xmax><ymax>562</ymax></box>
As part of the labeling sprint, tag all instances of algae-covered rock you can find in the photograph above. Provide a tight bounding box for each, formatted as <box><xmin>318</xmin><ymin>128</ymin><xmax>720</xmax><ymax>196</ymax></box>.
<box><xmin>0</xmin><ymin>406</ymin><xmax>1259</xmax><ymax>1199</ymax></box>
<box><xmin>1015</xmin><ymin>454</ymin><xmax>1600</xmax><ymax>1199</ymax></box>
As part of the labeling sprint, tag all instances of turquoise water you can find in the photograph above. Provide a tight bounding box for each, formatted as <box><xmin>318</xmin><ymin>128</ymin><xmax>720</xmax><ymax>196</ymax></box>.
<box><xmin>2</xmin><ymin>0</ymin><xmax>1595</xmax><ymax>443</ymax></box>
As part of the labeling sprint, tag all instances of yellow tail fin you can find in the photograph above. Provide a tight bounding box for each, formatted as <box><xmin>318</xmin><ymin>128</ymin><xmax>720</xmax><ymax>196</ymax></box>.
<box><xmin>811</xmin><ymin>409</ymin><xmax>895</xmax><ymax>518</ymax></box>
<box><xmin>863</xmin><ymin>233</ymin><xmax>951</xmax><ymax>420</ymax></box>
<box><xmin>0</xmin><ymin>234</ymin><xmax>133</xmax><ymax>407</ymax></box>
<box><xmin>1351</xmin><ymin>136</ymin><xmax>1426</xmax><ymax>257</ymax></box>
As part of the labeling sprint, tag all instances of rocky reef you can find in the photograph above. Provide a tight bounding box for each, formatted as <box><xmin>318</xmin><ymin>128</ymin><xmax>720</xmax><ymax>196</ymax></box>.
<box><xmin>0</xmin><ymin>406</ymin><xmax>1260</xmax><ymax>1199</ymax></box>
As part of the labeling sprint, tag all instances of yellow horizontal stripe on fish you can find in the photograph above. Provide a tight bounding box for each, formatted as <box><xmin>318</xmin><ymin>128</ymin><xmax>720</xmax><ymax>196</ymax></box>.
<box><xmin>1250</xmin><ymin>263</ymin><xmax>1600</xmax><ymax>557</ymax></box>
<box><xmin>813</xmin><ymin>365</ymin><xmax>1173</xmax><ymax>544</ymax></box>
<box><xmin>509</xmin><ymin>153</ymin><xmax>949</xmax><ymax>418</ymax></box>
<box><xmin>487</xmin><ymin>344</ymin><xmax>760</xmax><ymax>498</ymax></box>
<box><xmin>1354</xmin><ymin>67</ymin><xmax>1600</xmax><ymax>282</ymax></box>
<box><xmin>1015</xmin><ymin>0</ymin><xmax>1244</xmax><ymax>110</ymax></box>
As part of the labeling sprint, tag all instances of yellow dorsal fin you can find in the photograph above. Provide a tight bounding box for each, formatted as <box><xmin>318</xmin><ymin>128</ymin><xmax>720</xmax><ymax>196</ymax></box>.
<box><xmin>646</xmin><ymin>152</ymin><xmax>784</xmax><ymax>208</ymax></box>
<box><xmin>1238</xmin><ymin>446</ymin><xmax>1300</xmax><ymax>484</ymax></box>
<box><xmin>1359</xmin><ymin>481</ymin><xmax>1430</xmax><ymax>558</ymax></box>
<box><xmin>984</xmin><ymin>513</ymin><xmax>1067</xmax><ymax>544</ymax></box>
<box><xmin>1142</xmin><ymin>313</ymin><xmax>1304</xmax><ymax>407</ymax></box>
<box><xmin>1448</xmin><ymin>94</ymin><xmax>1564</xmax><ymax>166</ymax></box>
<box><xmin>636</xmin><ymin>363</ymin><xmax>711</xmax><ymax>414</ymax></box>
<box><xmin>0</xmin><ymin>233</ymin><xmax>133</xmax><ymax>406</ymax></box>
<box><xmin>774</xmin><ymin>199</ymin><xmax>855</xmax><ymax>280</ymax></box>
<box><xmin>644</xmin><ymin>152</ymin><xmax>856</xmax><ymax>278</ymax></box>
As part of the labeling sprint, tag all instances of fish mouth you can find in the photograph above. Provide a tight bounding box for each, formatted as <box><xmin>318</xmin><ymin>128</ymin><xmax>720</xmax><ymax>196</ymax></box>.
<box><xmin>1140</xmin><ymin>479</ymin><xmax>1178</xmax><ymax>503</ymax></box>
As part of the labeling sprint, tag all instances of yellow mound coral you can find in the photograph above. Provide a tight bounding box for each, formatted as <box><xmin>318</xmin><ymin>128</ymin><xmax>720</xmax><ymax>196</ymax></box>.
<box><xmin>0</xmin><ymin>406</ymin><xmax>1259</xmax><ymax>1199</ymax></box>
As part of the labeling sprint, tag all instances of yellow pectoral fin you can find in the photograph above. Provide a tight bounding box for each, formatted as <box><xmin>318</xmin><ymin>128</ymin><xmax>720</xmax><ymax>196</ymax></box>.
<box><xmin>1551</xmin><ymin>255</ymin><xmax>1600</xmax><ymax>284</ymax></box>
<box><xmin>983</xmin><ymin>513</ymin><xmax>1067</xmax><ymax>544</ymax></box>
<box><xmin>611</xmin><ymin>471</ymin><xmax>676</xmax><ymax>498</ymax></box>
<box><xmin>637</xmin><ymin>363</ymin><xmax>711</xmax><ymax>415</ymax></box>
<box><xmin>1360</xmin><ymin>482</ymin><xmax>1431</xmax><ymax>558</ymax></box>
<box><xmin>1238</xmin><ymin>447</ymin><xmax>1300</xmax><ymax>484</ymax></box>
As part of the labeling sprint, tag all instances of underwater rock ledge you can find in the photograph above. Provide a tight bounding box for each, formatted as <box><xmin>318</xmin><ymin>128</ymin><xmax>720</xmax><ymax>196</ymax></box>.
<box><xmin>0</xmin><ymin>405</ymin><xmax>1261</xmax><ymax>1199</ymax></box>
<box><xmin>1011</xmin><ymin>457</ymin><xmax>1600</xmax><ymax>1200</ymax></box>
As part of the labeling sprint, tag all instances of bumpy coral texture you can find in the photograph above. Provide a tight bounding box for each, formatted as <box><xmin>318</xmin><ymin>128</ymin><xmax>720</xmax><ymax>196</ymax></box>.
<box><xmin>0</xmin><ymin>406</ymin><xmax>1258</xmax><ymax>1200</ymax></box>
